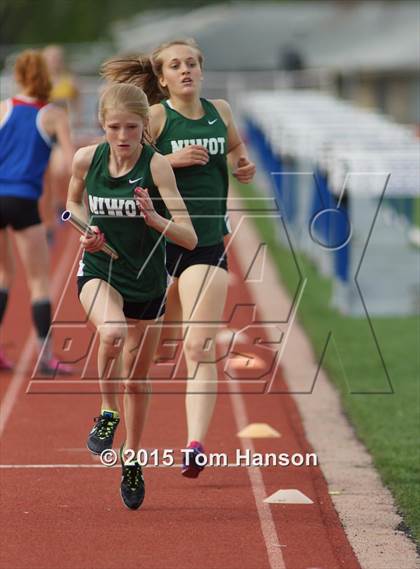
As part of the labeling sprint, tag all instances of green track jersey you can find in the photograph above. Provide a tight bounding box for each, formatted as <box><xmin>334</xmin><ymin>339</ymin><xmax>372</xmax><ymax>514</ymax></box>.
<box><xmin>78</xmin><ymin>142</ymin><xmax>167</xmax><ymax>302</ymax></box>
<box><xmin>155</xmin><ymin>98</ymin><xmax>229</xmax><ymax>247</ymax></box>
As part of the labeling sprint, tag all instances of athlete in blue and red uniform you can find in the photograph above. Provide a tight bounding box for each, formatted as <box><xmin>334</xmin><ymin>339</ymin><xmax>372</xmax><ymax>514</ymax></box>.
<box><xmin>0</xmin><ymin>49</ymin><xmax>74</xmax><ymax>373</ymax></box>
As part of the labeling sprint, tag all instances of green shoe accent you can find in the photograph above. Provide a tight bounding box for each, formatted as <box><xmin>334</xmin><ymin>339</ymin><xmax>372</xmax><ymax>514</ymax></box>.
<box><xmin>86</xmin><ymin>412</ymin><xmax>120</xmax><ymax>455</ymax></box>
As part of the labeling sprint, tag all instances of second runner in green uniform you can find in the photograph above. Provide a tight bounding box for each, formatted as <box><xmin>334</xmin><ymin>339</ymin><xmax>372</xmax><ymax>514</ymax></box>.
<box><xmin>156</xmin><ymin>97</ymin><xmax>229</xmax><ymax>276</ymax></box>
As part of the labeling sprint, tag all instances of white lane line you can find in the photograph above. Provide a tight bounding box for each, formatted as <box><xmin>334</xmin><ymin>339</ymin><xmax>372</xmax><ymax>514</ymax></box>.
<box><xmin>0</xmin><ymin>464</ymin><xmax>113</xmax><ymax>469</ymax></box>
<box><xmin>228</xmin><ymin>379</ymin><xmax>286</xmax><ymax>569</ymax></box>
<box><xmin>227</xmin><ymin>198</ymin><xmax>286</xmax><ymax>569</ymax></box>
<box><xmin>0</xmin><ymin>231</ymin><xmax>78</xmax><ymax>439</ymax></box>
<box><xmin>0</xmin><ymin>464</ymin><xmax>185</xmax><ymax>469</ymax></box>
<box><xmin>0</xmin><ymin>463</ymin><xmax>276</xmax><ymax>469</ymax></box>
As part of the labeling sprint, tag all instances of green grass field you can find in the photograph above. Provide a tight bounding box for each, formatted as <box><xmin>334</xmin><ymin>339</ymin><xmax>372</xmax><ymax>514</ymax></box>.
<box><xmin>233</xmin><ymin>180</ymin><xmax>420</xmax><ymax>544</ymax></box>
<box><xmin>414</xmin><ymin>197</ymin><xmax>420</xmax><ymax>228</ymax></box>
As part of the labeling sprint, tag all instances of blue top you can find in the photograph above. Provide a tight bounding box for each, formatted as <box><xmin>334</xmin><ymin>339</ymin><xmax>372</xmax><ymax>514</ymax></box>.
<box><xmin>0</xmin><ymin>97</ymin><xmax>53</xmax><ymax>200</ymax></box>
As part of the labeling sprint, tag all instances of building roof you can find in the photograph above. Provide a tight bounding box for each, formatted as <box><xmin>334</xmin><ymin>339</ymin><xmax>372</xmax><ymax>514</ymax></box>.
<box><xmin>112</xmin><ymin>1</ymin><xmax>420</xmax><ymax>72</ymax></box>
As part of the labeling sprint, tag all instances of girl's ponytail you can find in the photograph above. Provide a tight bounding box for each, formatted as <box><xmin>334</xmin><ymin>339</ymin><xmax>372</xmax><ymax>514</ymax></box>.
<box><xmin>100</xmin><ymin>55</ymin><xmax>164</xmax><ymax>105</ymax></box>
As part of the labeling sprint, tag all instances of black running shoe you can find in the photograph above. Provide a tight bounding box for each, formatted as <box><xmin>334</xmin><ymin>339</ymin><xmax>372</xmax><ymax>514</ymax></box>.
<box><xmin>120</xmin><ymin>445</ymin><xmax>145</xmax><ymax>510</ymax></box>
<box><xmin>87</xmin><ymin>411</ymin><xmax>120</xmax><ymax>455</ymax></box>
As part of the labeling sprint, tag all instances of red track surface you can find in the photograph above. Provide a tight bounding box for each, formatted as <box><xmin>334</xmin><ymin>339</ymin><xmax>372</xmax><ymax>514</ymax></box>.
<box><xmin>0</xmin><ymin>223</ymin><xmax>361</xmax><ymax>569</ymax></box>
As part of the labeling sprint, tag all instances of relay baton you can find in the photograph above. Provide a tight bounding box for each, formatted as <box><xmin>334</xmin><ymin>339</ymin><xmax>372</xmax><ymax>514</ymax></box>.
<box><xmin>61</xmin><ymin>210</ymin><xmax>119</xmax><ymax>260</ymax></box>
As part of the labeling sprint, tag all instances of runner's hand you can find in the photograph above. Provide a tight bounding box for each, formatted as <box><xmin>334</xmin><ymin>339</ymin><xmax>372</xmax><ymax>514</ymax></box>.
<box><xmin>80</xmin><ymin>226</ymin><xmax>105</xmax><ymax>253</ymax></box>
<box><xmin>233</xmin><ymin>156</ymin><xmax>256</xmax><ymax>183</ymax></box>
<box><xmin>169</xmin><ymin>145</ymin><xmax>209</xmax><ymax>167</ymax></box>
<box><xmin>134</xmin><ymin>187</ymin><xmax>160</xmax><ymax>228</ymax></box>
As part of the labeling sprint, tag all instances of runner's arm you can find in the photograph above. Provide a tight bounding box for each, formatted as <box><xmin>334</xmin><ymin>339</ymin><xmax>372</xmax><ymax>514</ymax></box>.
<box><xmin>136</xmin><ymin>152</ymin><xmax>197</xmax><ymax>250</ymax></box>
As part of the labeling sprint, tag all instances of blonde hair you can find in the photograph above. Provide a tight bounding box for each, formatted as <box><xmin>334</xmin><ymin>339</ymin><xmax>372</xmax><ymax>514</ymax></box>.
<box><xmin>14</xmin><ymin>49</ymin><xmax>52</xmax><ymax>101</ymax></box>
<box><xmin>101</xmin><ymin>39</ymin><xmax>204</xmax><ymax>105</ymax></box>
<box><xmin>99</xmin><ymin>82</ymin><xmax>156</xmax><ymax>145</ymax></box>
<box><xmin>99</xmin><ymin>82</ymin><xmax>149</xmax><ymax>123</ymax></box>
